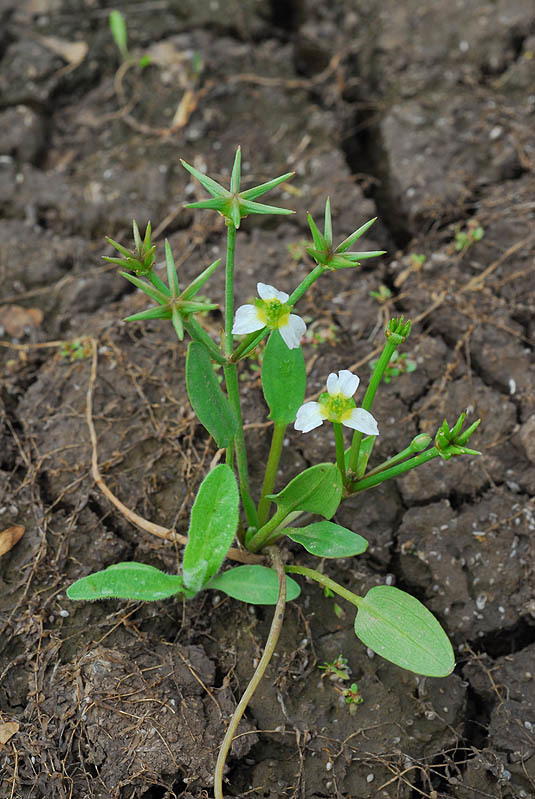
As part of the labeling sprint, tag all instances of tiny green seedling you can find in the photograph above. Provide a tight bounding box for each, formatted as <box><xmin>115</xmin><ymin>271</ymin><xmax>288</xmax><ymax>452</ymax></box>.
<box><xmin>60</xmin><ymin>336</ymin><xmax>91</xmax><ymax>361</ymax></box>
<box><xmin>454</xmin><ymin>220</ymin><xmax>485</xmax><ymax>253</ymax></box>
<box><xmin>66</xmin><ymin>149</ymin><xmax>480</xmax><ymax>798</ymax></box>
<box><xmin>109</xmin><ymin>9</ymin><xmax>151</xmax><ymax>68</ymax></box>
<box><xmin>342</xmin><ymin>682</ymin><xmax>364</xmax><ymax>710</ymax></box>
<box><xmin>319</xmin><ymin>654</ymin><xmax>351</xmax><ymax>682</ymax></box>
<box><xmin>369</xmin><ymin>349</ymin><xmax>417</xmax><ymax>382</ymax></box>
<box><xmin>370</xmin><ymin>284</ymin><xmax>392</xmax><ymax>303</ymax></box>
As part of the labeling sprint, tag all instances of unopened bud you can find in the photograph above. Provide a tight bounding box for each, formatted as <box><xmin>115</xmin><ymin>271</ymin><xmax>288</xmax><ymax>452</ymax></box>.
<box><xmin>411</xmin><ymin>433</ymin><xmax>431</xmax><ymax>452</ymax></box>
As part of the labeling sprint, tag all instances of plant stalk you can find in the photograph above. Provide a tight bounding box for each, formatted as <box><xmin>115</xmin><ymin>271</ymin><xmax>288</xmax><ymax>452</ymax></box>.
<box><xmin>214</xmin><ymin>547</ymin><xmax>287</xmax><ymax>799</ymax></box>
<box><xmin>285</xmin><ymin>565</ymin><xmax>361</xmax><ymax>608</ymax></box>
<box><xmin>184</xmin><ymin>317</ymin><xmax>227</xmax><ymax>365</ymax></box>
<box><xmin>224</xmin><ymin>363</ymin><xmax>257</xmax><ymax>527</ymax></box>
<box><xmin>347</xmin><ymin>339</ymin><xmax>398</xmax><ymax>474</ymax></box>
<box><xmin>257</xmin><ymin>421</ymin><xmax>287</xmax><ymax>527</ymax></box>
<box><xmin>333</xmin><ymin>422</ymin><xmax>346</xmax><ymax>484</ymax></box>
<box><xmin>220</xmin><ymin>221</ymin><xmax>257</xmax><ymax>526</ymax></box>
<box><xmin>351</xmin><ymin>447</ymin><xmax>439</xmax><ymax>493</ymax></box>
<box><xmin>362</xmin><ymin>443</ymin><xmax>418</xmax><ymax>480</ymax></box>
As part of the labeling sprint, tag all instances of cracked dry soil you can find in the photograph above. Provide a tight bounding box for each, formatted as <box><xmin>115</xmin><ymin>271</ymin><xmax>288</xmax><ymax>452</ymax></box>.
<box><xmin>0</xmin><ymin>1</ymin><xmax>534</xmax><ymax>797</ymax></box>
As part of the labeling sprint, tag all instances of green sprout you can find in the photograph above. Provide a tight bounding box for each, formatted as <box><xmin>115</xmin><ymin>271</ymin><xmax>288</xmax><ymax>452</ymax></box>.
<box><xmin>342</xmin><ymin>682</ymin><xmax>364</xmax><ymax>706</ymax></box>
<box><xmin>410</xmin><ymin>253</ymin><xmax>427</xmax><ymax>267</ymax></box>
<box><xmin>369</xmin><ymin>284</ymin><xmax>392</xmax><ymax>303</ymax></box>
<box><xmin>454</xmin><ymin>220</ymin><xmax>485</xmax><ymax>253</ymax></box>
<box><xmin>369</xmin><ymin>350</ymin><xmax>417</xmax><ymax>382</ymax></box>
<box><xmin>319</xmin><ymin>654</ymin><xmax>351</xmax><ymax>681</ymax></box>
<box><xmin>109</xmin><ymin>9</ymin><xmax>151</xmax><ymax>68</ymax></box>
<box><xmin>60</xmin><ymin>337</ymin><xmax>91</xmax><ymax>361</ymax></box>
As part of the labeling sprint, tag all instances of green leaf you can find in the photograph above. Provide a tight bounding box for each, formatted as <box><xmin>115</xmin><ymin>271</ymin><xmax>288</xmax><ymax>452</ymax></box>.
<box><xmin>269</xmin><ymin>463</ymin><xmax>342</xmax><ymax>519</ymax></box>
<box><xmin>354</xmin><ymin>586</ymin><xmax>455</xmax><ymax>677</ymax></box>
<box><xmin>261</xmin><ymin>331</ymin><xmax>306</xmax><ymax>424</ymax></box>
<box><xmin>286</xmin><ymin>522</ymin><xmax>368</xmax><ymax>558</ymax></box>
<box><xmin>207</xmin><ymin>565</ymin><xmax>301</xmax><ymax>605</ymax></box>
<box><xmin>180</xmin><ymin>159</ymin><xmax>230</xmax><ymax>199</ymax></box>
<box><xmin>182</xmin><ymin>464</ymin><xmax>239</xmax><ymax>594</ymax></box>
<box><xmin>109</xmin><ymin>10</ymin><xmax>128</xmax><ymax>60</ymax></box>
<box><xmin>240</xmin><ymin>171</ymin><xmax>294</xmax><ymax>201</ymax></box>
<box><xmin>336</xmin><ymin>218</ymin><xmax>377</xmax><ymax>253</ymax></box>
<box><xmin>67</xmin><ymin>562</ymin><xmax>184</xmax><ymax>602</ymax></box>
<box><xmin>345</xmin><ymin>435</ymin><xmax>375</xmax><ymax>479</ymax></box>
<box><xmin>186</xmin><ymin>342</ymin><xmax>238</xmax><ymax>448</ymax></box>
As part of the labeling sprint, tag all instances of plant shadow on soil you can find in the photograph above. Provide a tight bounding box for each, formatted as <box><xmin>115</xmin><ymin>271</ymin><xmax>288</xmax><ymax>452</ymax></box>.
<box><xmin>0</xmin><ymin>1</ymin><xmax>534</xmax><ymax>797</ymax></box>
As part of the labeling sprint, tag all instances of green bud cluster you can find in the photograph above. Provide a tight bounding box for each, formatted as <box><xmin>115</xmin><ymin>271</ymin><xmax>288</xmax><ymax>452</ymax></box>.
<box><xmin>306</xmin><ymin>198</ymin><xmax>386</xmax><ymax>271</ymax></box>
<box><xmin>435</xmin><ymin>412</ymin><xmax>481</xmax><ymax>459</ymax></box>
<box><xmin>385</xmin><ymin>316</ymin><xmax>412</xmax><ymax>345</ymax></box>
<box><xmin>103</xmin><ymin>220</ymin><xmax>156</xmax><ymax>276</ymax></box>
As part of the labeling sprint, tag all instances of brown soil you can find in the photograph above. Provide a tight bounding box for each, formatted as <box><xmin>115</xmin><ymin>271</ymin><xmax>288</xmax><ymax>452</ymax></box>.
<box><xmin>1</xmin><ymin>1</ymin><xmax>534</xmax><ymax>797</ymax></box>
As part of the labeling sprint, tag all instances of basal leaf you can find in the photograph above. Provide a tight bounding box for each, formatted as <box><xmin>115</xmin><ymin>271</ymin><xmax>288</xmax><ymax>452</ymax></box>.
<box><xmin>186</xmin><ymin>342</ymin><xmax>238</xmax><ymax>447</ymax></box>
<box><xmin>354</xmin><ymin>585</ymin><xmax>455</xmax><ymax>677</ymax></box>
<box><xmin>286</xmin><ymin>522</ymin><xmax>368</xmax><ymax>558</ymax></box>
<box><xmin>66</xmin><ymin>562</ymin><xmax>184</xmax><ymax>601</ymax></box>
<box><xmin>261</xmin><ymin>330</ymin><xmax>306</xmax><ymax>424</ymax></box>
<box><xmin>269</xmin><ymin>463</ymin><xmax>342</xmax><ymax>519</ymax></box>
<box><xmin>182</xmin><ymin>464</ymin><xmax>239</xmax><ymax>594</ymax></box>
<box><xmin>207</xmin><ymin>565</ymin><xmax>301</xmax><ymax>605</ymax></box>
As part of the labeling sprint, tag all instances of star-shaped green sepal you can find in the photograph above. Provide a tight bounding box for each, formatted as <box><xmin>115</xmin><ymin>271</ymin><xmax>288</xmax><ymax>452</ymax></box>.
<box><xmin>435</xmin><ymin>413</ymin><xmax>481</xmax><ymax>459</ymax></box>
<box><xmin>107</xmin><ymin>227</ymin><xmax>220</xmax><ymax>341</ymax></box>
<box><xmin>180</xmin><ymin>147</ymin><xmax>295</xmax><ymax>229</ymax></box>
<box><xmin>103</xmin><ymin>220</ymin><xmax>156</xmax><ymax>276</ymax></box>
<box><xmin>306</xmin><ymin>198</ymin><xmax>386</xmax><ymax>270</ymax></box>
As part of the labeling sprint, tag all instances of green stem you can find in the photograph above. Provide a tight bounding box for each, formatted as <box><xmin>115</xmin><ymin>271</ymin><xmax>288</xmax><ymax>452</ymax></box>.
<box><xmin>224</xmin><ymin>223</ymin><xmax>237</xmax><ymax>357</ymax></box>
<box><xmin>362</xmin><ymin>443</ymin><xmax>416</xmax><ymax>480</ymax></box>
<box><xmin>220</xmin><ymin>221</ymin><xmax>257</xmax><ymax>526</ymax></box>
<box><xmin>333</xmin><ymin>422</ymin><xmax>347</xmax><ymax>485</ymax></box>
<box><xmin>224</xmin><ymin>363</ymin><xmax>257</xmax><ymax>527</ymax></box>
<box><xmin>287</xmin><ymin>265</ymin><xmax>325</xmax><ymax>304</ymax></box>
<box><xmin>347</xmin><ymin>339</ymin><xmax>398</xmax><ymax>475</ymax></box>
<box><xmin>231</xmin><ymin>328</ymin><xmax>267</xmax><ymax>361</ymax></box>
<box><xmin>214</xmin><ymin>547</ymin><xmax>286</xmax><ymax>799</ymax></box>
<box><xmin>247</xmin><ymin>505</ymin><xmax>289</xmax><ymax>552</ymax></box>
<box><xmin>257</xmin><ymin>421</ymin><xmax>287</xmax><ymax>527</ymax></box>
<box><xmin>285</xmin><ymin>565</ymin><xmax>361</xmax><ymax>608</ymax></box>
<box><xmin>351</xmin><ymin>447</ymin><xmax>439</xmax><ymax>493</ymax></box>
<box><xmin>183</xmin><ymin>318</ymin><xmax>226</xmax><ymax>365</ymax></box>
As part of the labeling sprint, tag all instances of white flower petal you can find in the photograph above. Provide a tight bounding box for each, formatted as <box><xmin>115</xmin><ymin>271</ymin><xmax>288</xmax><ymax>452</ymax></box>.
<box><xmin>326</xmin><ymin>372</ymin><xmax>341</xmax><ymax>395</ymax></box>
<box><xmin>232</xmin><ymin>304</ymin><xmax>264</xmax><ymax>335</ymax></box>
<box><xmin>294</xmin><ymin>402</ymin><xmax>324</xmax><ymax>433</ymax></box>
<box><xmin>343</xmin><ymin>407</ymin><xmax>379</xmax><ymax>436</ymax></box>
<box><xmin>257</xmin><ymin>282</ymin><xmax>289</xmax><ymax>303</ymax></box>
<box><xmin>338</xmin><ymin>370</ymin><xmax>360</xmax><ymax>398</ymax></box>
<box><xmin>279</xmin><ymin>314</ymin><xmax>306</xmax><ymax>349</ymax></box>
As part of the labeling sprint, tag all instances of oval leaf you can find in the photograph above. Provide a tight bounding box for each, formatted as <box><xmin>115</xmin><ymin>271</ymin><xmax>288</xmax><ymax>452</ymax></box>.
<box><xmin>67</xmin><ymin>562</ymin><xmax>184</xmax><ymax>602</ymax></box>
<box><xmin>269</xmin><ymin>463</ymin><xmax>342</xmax><ymax>519</ymax></box>
<box><xmin>182</xmin><ymin>464</ymin><xmax>239</xmax><ymax>594</ymax></box>
<box><xmin>354</xmin><ymin>585</ymin><xmax>455</xmax><ymax>677</ymax></box>
<box><xmin>262</xmin><ymin>330</ymin><xmax>306</xmax><ymax>424</ymax></box>
<box><xmin>186</xmin><ymin>342</ymin><xmax>237</xmax><ymax>448</ymax></box>
<box><xmin>207</xmin><ymin>565</ymin><xmax>301</xmax><ymax>605</ymax></box>
<box><xmin>286</xmin><ymin>522</ymin><xmax>368</xmax><ymax>558</ymax></box>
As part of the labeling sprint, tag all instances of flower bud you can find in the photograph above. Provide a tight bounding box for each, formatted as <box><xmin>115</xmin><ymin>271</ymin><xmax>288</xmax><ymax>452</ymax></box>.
<box><xmin>410</xmin><ymin>433</ymin><xmax>431</xmax><ymax>452</ymax></box>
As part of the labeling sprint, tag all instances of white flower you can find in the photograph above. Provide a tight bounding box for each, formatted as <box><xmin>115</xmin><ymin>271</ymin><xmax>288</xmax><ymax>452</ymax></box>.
<box><xmin>295</xmin><ymin>369</ymin><xmax>379</xmax><ymax>435</ymax></box>
<box><xmin>232</xmin><ymin>282</ymin><xmax>306</xmax><ymax>349</ymax></box>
